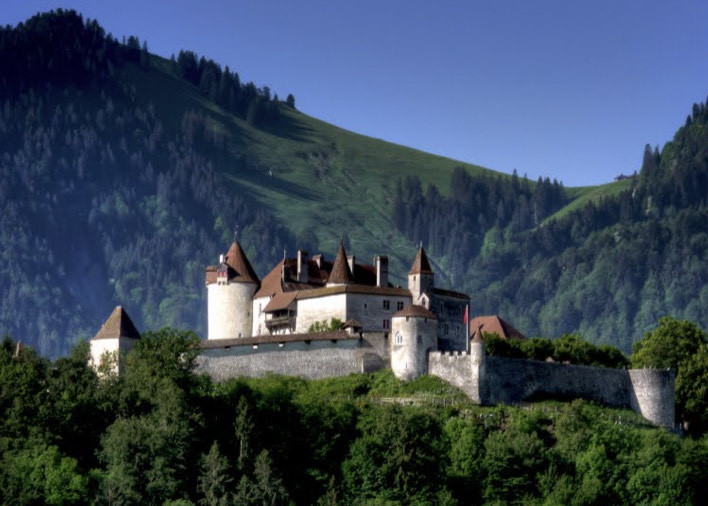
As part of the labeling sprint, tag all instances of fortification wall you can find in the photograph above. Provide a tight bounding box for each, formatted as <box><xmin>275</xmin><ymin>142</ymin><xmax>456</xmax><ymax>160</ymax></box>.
<box><xmin>197</xmin><ymin>333</ymin><xmax>388</xmax><ymax>381</ymax></box>
<box><xmin>428</xmin><ymin>351</ymin><xmax>481</xmax><ymax>402</ymax></box>
<box><xmin>480</xmin><ymin>357</ymin><xmax>674</xmax><ymax>427</ymax></box>
<box><xmin>483</xmin><ymin>356</ymin><xmax>631</xmax><ymax>406</ymax></box>
<box><xmin>629</xmin><ymin>369</ymin><xmax>675</xmax><ymax>428</ymax></box>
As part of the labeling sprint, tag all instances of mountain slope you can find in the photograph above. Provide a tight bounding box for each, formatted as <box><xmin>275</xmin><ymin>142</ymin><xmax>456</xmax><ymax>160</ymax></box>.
<box><xmin>1</xmin><ymin>10</ymin><xmax>706</xmax><ymax>356</ymax></box>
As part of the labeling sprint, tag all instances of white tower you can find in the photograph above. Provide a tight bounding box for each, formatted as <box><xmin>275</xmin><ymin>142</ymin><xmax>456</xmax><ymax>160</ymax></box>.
<box><xmin>390</xmin><ymin>305</ymin><xmax>438</xmax><ymax>381</ymax></box>
<box><xmin>89</xmin><ymin>306</ymin><xmax>141</xmax><ymax>375</ymax></box>
<box><xmin>408</xmin><ymin>246</ymin><xmax>434</xmax><ymax>308</ymax></box>
<box><xmin>206</xmin><ymin>241</ymin><xmax>260</xmax><ymax>340</ymax></box>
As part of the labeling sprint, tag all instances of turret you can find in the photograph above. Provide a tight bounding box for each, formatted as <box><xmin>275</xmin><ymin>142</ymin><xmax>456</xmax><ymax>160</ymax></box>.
<box><xmin>327</xmin><ymin>242</ymin><xmax>354</xmax><ymax>286</ymax></box>
<box><xmin>408</xmin><ymin>246</ymin><xmax>434</xmax><ymax>306</ymax></box>
<box><xmin>390</xmin><ymin>305</ymin><xmax>438</xmax><ymax>381</ymax></box>
<box><xmin>206</xmin><ymin>241</ymin><xmax>260</xmax><ymax>339</ymax></box>
<box><xmin>89</xmin><ymin>306</ymin><xmax>141</xmax><ymax>376</ymax></box>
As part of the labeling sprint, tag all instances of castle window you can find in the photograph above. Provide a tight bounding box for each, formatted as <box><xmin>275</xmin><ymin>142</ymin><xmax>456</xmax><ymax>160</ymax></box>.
<box><xmin>397</xmin><ymin>301</ymin><xmax>404</xmax><ymax>310</ymax></box>
<box><xmin>395</xmin><ymin>331</ymin><xmax>403</xmax><ymax>344</ymax></box>
<box><xmin>383</xmin><ymin>319</ymin><xmax>390</xmax><ymax>329</ymax></box>
<box><xmin>383</xmin><ymin>300</ymin><xmax>390</xmax><ymax>310</ymax></box>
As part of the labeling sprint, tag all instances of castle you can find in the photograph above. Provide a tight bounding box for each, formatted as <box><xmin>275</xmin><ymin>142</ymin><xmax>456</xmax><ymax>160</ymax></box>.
<box><xmin>90</xmin><ymin>241</ymin><xmax>676</xmax><ymax>428</ymax></box>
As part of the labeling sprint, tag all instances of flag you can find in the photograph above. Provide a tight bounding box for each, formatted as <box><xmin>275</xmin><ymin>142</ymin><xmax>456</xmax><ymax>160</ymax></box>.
<box><xmin>463</xmin><ymin>305</ymin><xmax>469</xmax><ymax>324</ymax></box>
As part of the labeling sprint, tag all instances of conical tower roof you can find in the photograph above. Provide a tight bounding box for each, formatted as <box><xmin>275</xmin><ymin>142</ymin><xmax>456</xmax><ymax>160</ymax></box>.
<box><xmin>328</xmin><ymin>242</ymin><xmax>354</xmax><ymax>284</ymax></box>
<box><xmin>409</xmin><ymin>245</ymin><xmax>434</xmax><ymax>275</ymax></box>
<box><xmin>92</xmin><ymin>306</ymin><xmax>141</xmax><ymax>341</ymax></box>
<box><xmin>224</xmin><ymin>241</ymin><xmax>259</xmax><ymax>283</ymax></box>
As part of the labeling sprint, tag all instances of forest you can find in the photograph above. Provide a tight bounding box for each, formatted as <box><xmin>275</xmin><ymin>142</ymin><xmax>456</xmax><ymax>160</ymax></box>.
<box><xmin>1</xmin><ymin>318</ymin><xmax>707</xmax><ymax>505</ymax></box>
<box><xmin>392</xmin><ymin>101</ymin><xmax>708</xmax><ymax>352</ymax></box>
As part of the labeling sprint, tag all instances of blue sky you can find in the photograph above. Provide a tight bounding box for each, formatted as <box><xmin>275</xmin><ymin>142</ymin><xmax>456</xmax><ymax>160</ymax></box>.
<box><xmin>4</xmin><ymin>1</ymin><xmax>708</xmax><ymax>187</ymax></box>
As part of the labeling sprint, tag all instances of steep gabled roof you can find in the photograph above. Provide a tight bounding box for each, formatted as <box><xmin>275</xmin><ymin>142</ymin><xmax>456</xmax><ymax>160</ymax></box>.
<box><xmin>409</xmin><ymin>246</ymin><xmax>434</xmax><ymax>275</ymax></box>
<box><xmin>224</xmin><ymin>241</ymin><xmax>260</xmax><ymax>283</ymax></box>
<box><xmin>92</xmin><ymin>306</ymin><xmax>141</xmax><ymax>341</ymax></box>
<box><xmin>470</xmin><ymin>315</ymin><xmax>526</xmax><ymax>340</ymax></box>
<box><xmin>327</xmin><ymin>242</ymin><xmax>354</xmax><ymax>285</ymax></box>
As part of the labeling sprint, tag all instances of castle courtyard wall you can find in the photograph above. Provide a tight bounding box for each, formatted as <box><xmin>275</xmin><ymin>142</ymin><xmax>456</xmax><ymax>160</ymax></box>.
<box><xmin>196</xmin><ymin>333</ymin><xmax>389</xmax><ymax>381</ymax></box>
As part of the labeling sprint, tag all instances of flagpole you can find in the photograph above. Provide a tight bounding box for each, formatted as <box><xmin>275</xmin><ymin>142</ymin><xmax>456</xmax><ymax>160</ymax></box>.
<box><xmin>465</xmin><ymin>304</ymin><xmax>470</xmax><ymax>353</ymax></box>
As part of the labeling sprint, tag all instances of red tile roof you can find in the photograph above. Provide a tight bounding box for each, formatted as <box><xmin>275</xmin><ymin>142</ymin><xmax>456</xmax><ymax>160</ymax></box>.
<box><xmin>224</xmin><ymin>241</ymin><xmax>259</xmax><ymax>283</ymax></box>
<box><xmin>92</xmin><ymin>306</ymin><xmax>141</xmax><ymax>341</ymax></box>
<box><xmin>409</xmin><ymin>246</ymin><xmax>434</xmax><ymax>275</ymax></box>
<box><xmin>263</xmin><ymin>291</ymin><xmax>298</xmax><ymax>313</ymax></box>
<box><xmin>470</xmin><ymin>315</ymin><xmax>526</xmax><ymax>340</ymax></box>
<box><xmin>328</xmin><ymin>242</ymin><xmax>354</xmax><ymax>284</ymax></box>
<box><xmin>393</xmin><ymin>304</ymin><xmax>438</xmax><ymax>320</ymax></box>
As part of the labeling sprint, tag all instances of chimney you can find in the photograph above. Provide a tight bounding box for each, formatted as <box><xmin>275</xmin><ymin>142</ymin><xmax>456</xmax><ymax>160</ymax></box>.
<box><xmin>375</xmin><ymin>255</ymin><xmax>388</xmax><ymax>287</ymax></box>
<box><xmin>347</xmin><ymin>255</ymin><xmax>356</xmax><ymax>276</ymax></box>
<box><xmin>297</xmin><ymin>250</ymin><xmax>309</xmax><ymax>283</ymax></box>
<box><xmin>312</xmin><ymin>254</ymin><xmax>323</xmax><ymax>268</ymax></box>
<box><xmin>219</xmin><ymin>254</ymin><xmax>225</xmax><ymax>264</ymax></box>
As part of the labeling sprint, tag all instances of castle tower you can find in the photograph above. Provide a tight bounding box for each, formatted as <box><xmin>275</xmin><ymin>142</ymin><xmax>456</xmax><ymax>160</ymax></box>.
<box><xmin>327</xmin><ymin>241</ymin><xmax>354</xmax><ymax>286</ymax></box>
<box><xmin>89</xmin><ymin>306</ymin><xmax>141</xmax><ymax>375</ymax></box>
<box><xmin>206</xmin><ymin>241</ymin><xmax>260</xmax><ymax>340</ymax></box>
<box><xmin>390</xmin><ymin>305</ymin><xmax>438</xmax><ymax>381</ymax></box>
<box><xmin>408</xmin><ymin>246</ymin><xmax>434</xmax><ymax>307</ymax></box>
<box><xmin>468</xmin><ymin>323</ymin><xmax>486</xmax><ymax>403</ymax></box>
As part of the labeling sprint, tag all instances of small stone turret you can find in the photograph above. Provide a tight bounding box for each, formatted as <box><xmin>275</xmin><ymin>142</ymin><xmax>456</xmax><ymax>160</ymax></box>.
<box><xmin>408</xmin><ymin>246</ymin><xmax>434</xmax><ymax>306</ymax></box>
<box><xmin>468</xmin><ymin>323</ymin><xmax>486</xmax><ymax>403</ymax></box>
<box><xmin>391</xmin><ymin>304</ymin><xmax>438</xmax><ymax>381</ymax></box>
<box><xmin>206</xmin><ymin>241</ymin><xmax>260</xmax><ymax>340</ymax></box>
<box><xmin>89</xmin><ymin>306</ymin><xmax>141</xmax><ymax>375</ymax></box>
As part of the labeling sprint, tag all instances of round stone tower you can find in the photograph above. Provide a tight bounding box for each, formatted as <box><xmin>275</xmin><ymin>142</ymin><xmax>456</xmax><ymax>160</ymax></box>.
<box><xmin>206</xmin><ymin>241</ymin><xmax>260</xmax><ymax>340</ymax></box>
<box><xmin>390</xmin><ymin>304</ymin><xmax>438</xmax><ymax>381</ymax></box>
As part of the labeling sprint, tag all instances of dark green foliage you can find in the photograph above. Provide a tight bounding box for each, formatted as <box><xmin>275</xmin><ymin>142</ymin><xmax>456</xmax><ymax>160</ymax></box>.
<box><xmin>392</xmin><ymin>94</ymin><xmax>708</xmax><ymax>353</ymax></box>
<box><xmin>1</xmin><ymin>333</ymin><xmax>707</xmax><ymax>504</ymax></box>
<box><xmin>0</xmin><ymin>11</ymin><xmax>297</xmax><ymax>357</ymax></box>
<box><xmin>308</xmin><ymin>318</ymin><xmax>344</xmax><ymax>333</ymax></box>
<box><xmin>483</xmin><ymin>332</ymin><xmax>630</xmax><ymax>368</ymax></box>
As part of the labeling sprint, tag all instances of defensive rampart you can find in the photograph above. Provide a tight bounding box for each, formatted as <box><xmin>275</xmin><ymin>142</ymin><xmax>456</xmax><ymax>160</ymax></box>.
<box><xmin>427</xmin><ymin>352</ymin><xmax>675</xmax><ymax>427</ymax></box>
<box><xmin>196</xmin><ymin>332</ymin><xmax>388</xmax><ymax>381</ymax></box>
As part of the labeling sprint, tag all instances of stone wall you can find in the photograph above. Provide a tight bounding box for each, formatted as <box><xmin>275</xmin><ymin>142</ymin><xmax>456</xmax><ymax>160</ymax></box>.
<box><xmin>629</xmin><ymin>369</ymin><xmax>675</xmax><ymax>428</ymax></box>
<box><xmin>196</xmin><ymin>333</ymin><xmax>389</xmax><ymax>381</ymax></box>
<box><xmin>428</xmin><ymin>351</ymin><xmax>480</xmax><ymax>402</ymax></box>
<box><xmin>295</xmin><ymin>293</ymin><xmax>347</xmax><ymax>333</ymax></box>
<box><xmin>426</xmin><ymin>352</ymin><xmax>675</xmax><ymax>427</ymax></box>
